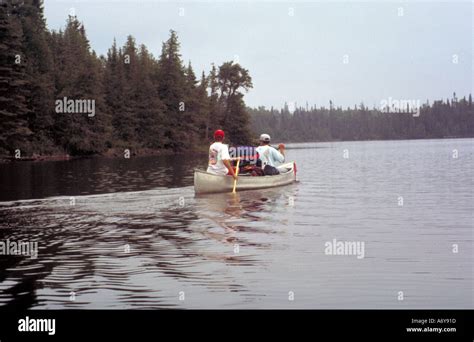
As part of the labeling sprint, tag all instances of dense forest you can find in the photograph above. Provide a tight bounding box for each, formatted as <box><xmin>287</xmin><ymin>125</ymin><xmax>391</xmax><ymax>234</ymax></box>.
<box><xmin>0</xmin><ymin>0</ymin><xmax>253</xmax><ymax>158</ymax></box>
<box><xmin>250</xmin><ymin>94</ymin><xmax>474</xmax><ymax>142</ymax></box>
<box><xmin>1</xmin><ymin>1</ymin><xmax>473</xmax><ymax>159</ymax></box>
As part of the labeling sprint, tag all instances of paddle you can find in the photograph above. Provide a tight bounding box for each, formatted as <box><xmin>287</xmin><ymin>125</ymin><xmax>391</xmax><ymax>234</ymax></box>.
<box><xmin>232</xmin><ymin>157</ymin><xmax>240</xmax><ymax>193</ymax></box>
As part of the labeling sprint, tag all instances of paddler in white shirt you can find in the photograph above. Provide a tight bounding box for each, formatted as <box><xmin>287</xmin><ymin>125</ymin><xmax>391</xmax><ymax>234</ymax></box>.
<box><xmin>255</xmin><ymin>133</ymin><xmax>285</xmax><ymax>175</ymax></box>
<box><xmin>207</xmin><ymin>129</ymin><xmax>237</xmax><ymax>180</ymax></box>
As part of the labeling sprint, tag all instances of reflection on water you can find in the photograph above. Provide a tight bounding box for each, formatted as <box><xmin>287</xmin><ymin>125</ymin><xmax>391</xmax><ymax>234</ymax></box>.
<box><xmin>0</xmin><ymin>139</ymin><xmax>472</xmax><ymax>309</ymax></box>
<box><xmin>0</xmin><ymin>184</ymin><xmax>299</xmax><ymax>309</ymax></box>
<box><xmin>0</xmin><ymin>154</ymin><xmax>207</xmax><ymax>202</ymax></box>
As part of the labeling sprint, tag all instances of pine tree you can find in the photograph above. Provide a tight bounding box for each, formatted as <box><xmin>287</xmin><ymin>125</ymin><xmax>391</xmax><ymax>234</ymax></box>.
<box><xmin>0</xmin><ymin>1</ymin><xmax>32</xmax><ymax>156</ymax></box>
<box><xmin>116</xmin><ymin>35</ymin><xmax>140</xmax><ymax>144</ymax></box>
<box><xmin>206</xmin><ymin>64</ymin><xmax>222</xmax><ymax>140</ymax></box>
<box><xmin>104</xmin><ymin>39</ymin><xmax>128</xmax><ymax>146</ymax></box>
<box><xmin>156</xmin><ymin>30</ymin><xmax>188</xmax><ymax>150</ymax></box>
<box><xmin>51</xmin><ymin>16</ymin><xmax>109</xmax><ymax>155</ymax></box>
<box><xmin>198</xmin><ymin>71</ymin><xmax>211</xmax><ymax>140</ymax></box>
<box><xmin>135</xmin><ymin>44</ymin><xmax>166</xmax><ymax>148</ymax></box>
<box><xmin>179</xmin><ymin>61</ymin><xmax>206</xmax><ymax>146</ymax></box>
<box><xmin>15</xmin><ymin>0</ymin><xmax>56</xmax><ymax>154</ymax></box>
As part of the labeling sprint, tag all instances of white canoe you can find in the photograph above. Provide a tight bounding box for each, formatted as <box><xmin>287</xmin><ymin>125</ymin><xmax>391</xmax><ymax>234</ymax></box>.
<box><xmin>194</xmin><ymin>162</ymin><xmax>297</xmax><ymax>194</ymax></box>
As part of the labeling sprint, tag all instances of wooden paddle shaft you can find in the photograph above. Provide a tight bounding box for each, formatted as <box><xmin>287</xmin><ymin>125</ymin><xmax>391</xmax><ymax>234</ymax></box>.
<box><xmin>232</xmin><ymin>158</ymin><xmax>240</xmax><ymax>193</ymax></box>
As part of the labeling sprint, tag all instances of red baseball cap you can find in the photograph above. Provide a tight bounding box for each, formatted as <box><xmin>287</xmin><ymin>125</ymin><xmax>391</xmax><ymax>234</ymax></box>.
<box><xmin>214</xmin><ymin>129</ymin><xmax>225</xmax><ymax>139</ymax></box>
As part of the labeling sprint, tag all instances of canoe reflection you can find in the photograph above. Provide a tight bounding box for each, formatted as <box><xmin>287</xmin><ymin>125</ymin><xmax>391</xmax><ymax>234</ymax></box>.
<box><xmin>195</xmin><ymin>186</ymin><xmax>298</xmax><ymax>242</ymax></box>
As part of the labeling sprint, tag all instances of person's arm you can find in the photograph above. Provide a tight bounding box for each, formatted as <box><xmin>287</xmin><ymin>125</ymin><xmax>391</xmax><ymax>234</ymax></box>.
<box><xmin>223</xmin><ymin>159</ymin><xmax>237</xmax><ymax>180</ymax></box>
<box><xmin>272</xmin><ymin>146</ymin><xmax>285</xmax><ymax>163</ymax></box>
<box><xmin>278</xmin><ymin>143</ymin><xmax>285</xmax><ymax>157</ymax></box>
<box><xmin>221</xmin><ymin>145</ymin><xmax>237</xmax><ymax>180</ymax></box>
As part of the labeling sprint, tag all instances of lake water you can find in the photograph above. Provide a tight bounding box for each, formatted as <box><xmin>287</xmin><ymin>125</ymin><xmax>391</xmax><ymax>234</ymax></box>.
<box><xmin>0</xmin><ymin>139</ymin><xmax>472</xmax><ymax>309</ymax></box>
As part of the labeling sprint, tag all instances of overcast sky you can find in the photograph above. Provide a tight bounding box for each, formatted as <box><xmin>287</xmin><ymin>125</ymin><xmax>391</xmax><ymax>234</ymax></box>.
<box><xmin>44</xmin><ymin>0</ymin><xmax>472</xmax><ymax>109</ymax></box>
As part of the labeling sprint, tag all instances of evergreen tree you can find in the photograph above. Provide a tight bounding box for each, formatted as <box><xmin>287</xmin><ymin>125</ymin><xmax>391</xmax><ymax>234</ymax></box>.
<box><xmin>104</xmin><ymin>39</ymin><xmax>129</xmax><ymax>145</ymax></box>
<box><xmin>114</xmin><ymin>35</ymin><xmax>139</xmax><ymax>145</ymax></box>
<box><xmin>15</xmin><ymin>0</ymin><xmax>56</xmax><ymax>153</ymax></box>
<box><xmin>135</xmin><ymin>43</ymin><xmax>166</xmax><ymax>148</ymax></box>
<box><xmin>51</xmin><ymin>16</ymin><xmax>109</xmax><ymax>155</ymax></box>
<box><xmin>206</xmin><ymin>64</ymin><xmax>221</xmax><ymax>140</ymax></box>
<box><xmin>156</xmin><ymin>30</ymin><xmax>188</xmax><ymax>151</ymax></box>
<box><xmin>0</xmin><ymin>1</ymin><xmax>32</xmax><ymax>155</ymax></box>
<box><xmin>198</xmin><ymin>71</ymin><xmax>211</xmax><ymax>140</ymax></box>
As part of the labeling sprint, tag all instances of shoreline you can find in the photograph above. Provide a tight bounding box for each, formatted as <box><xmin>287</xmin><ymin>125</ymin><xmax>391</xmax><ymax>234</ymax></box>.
<box><xmin>0</xmin><ymin>147</ymin><xmax>208</xmax><ymax>164</ymax></box>
<box><xmin>1</xmin><ymin>136</ymin><xmax>472</xmax><ymax>163</ymax></box>
<box><xmin>274</xmin><ymin>135</ymin><xmax>474</xmax><ymax>145</ymax></box>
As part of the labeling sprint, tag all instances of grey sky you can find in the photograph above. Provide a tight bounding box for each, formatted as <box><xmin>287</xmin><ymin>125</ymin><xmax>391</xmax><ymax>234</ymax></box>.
<box><xmin>44</xmin><ymin>1</ymin><xmax>472</xmax><ymax>109</ymax></box>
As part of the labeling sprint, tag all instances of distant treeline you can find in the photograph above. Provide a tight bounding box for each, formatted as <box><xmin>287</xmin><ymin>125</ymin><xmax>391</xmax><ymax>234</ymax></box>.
<box><xmin>0</xmin><ymin>1</ymin><xmax>253</xmax><ymax>157</ymax></box>
<box><xmin>250</xmin><ymin>95</ymin><xmax>474</xmax><ymax>142</ymax></box>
